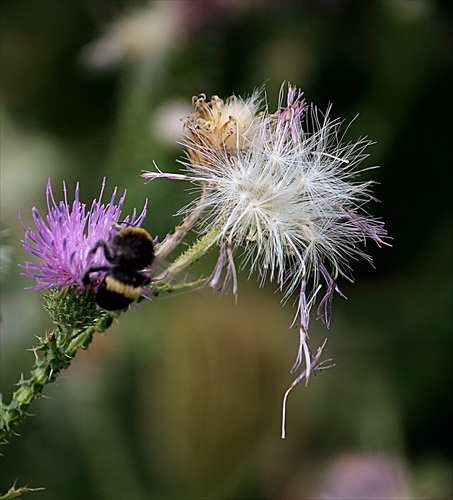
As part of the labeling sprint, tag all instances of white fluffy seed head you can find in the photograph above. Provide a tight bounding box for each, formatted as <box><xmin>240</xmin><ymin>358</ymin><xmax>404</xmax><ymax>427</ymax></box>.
<box><xmin>178</xmin><ymin>88</ymin><xmax>385</xmax><ymax>301</ymax></box>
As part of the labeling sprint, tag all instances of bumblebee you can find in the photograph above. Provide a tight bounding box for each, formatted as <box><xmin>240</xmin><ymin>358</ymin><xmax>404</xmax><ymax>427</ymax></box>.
<box><xmin>82</xmin><ymin>227</ymin><xmax>154</xmax><ymax>311</ymax></box>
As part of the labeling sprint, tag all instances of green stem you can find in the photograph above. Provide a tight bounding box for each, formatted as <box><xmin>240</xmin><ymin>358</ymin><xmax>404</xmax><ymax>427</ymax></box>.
<box><xmin>0</xmin><ymin>485</ymin><xmax>45</xmax><ymax>500</ymax></box>
<box><xmin>157</xmin><ymin>226</ymin><xmax>221</xmax><ymax>282</ymax></box>
<box><xmin>153</xmin><ymin>278</ymin><xmax>207</xmax><ymax>297</ymax></box>
<box><xmin>0</xmin><ymin>313</ymin><xmax>115</xmax><ymax>441</ymax></box>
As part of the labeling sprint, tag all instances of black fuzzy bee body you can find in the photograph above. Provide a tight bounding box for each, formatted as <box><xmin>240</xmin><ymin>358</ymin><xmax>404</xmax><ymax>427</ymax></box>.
<box><xmin>83</xmin><ymin>227</ymin><xmax>154</xmax><ymax>311</ymax></box>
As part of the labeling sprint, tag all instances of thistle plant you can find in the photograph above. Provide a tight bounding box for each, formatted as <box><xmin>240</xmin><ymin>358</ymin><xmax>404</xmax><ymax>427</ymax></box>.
<box><xmin>0</xmin><ymin>179</ymin><xmax>149</xmax><ymax>440</ymax></box>
<box><xmin>0</xmin><ymin>83</ymin><xmax>388</xmax><ymax>461</ymax></box>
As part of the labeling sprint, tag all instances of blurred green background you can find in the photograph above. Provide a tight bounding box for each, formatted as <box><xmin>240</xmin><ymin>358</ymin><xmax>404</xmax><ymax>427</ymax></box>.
<box><xmin>1</xmin><ymin>1</ymin><xmax>452</xmax><ymax>499</ymax></box>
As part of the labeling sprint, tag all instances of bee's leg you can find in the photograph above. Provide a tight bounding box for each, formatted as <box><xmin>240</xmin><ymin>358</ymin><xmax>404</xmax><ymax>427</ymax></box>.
<box><xmin>82</xmin><ymin>265</ymin><xmax>110</xmax><ymax>287</ymax></box>
<box><xmin>87</xmin><ymin>240</ymin><xmax>115</xmax><ymax>263</ymax></box>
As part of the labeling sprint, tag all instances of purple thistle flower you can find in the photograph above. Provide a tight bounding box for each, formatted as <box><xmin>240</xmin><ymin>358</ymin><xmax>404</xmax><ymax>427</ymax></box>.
<box><xmin>19</xmin><ymin>178</ymin><xmax>148</xmax><ymax>293</ymax></box>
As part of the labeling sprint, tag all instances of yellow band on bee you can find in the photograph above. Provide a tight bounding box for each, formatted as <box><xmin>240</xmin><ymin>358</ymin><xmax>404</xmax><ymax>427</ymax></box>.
<box><xmin>105</xmin><ymin>275</ymin><xmax>142</xmax><ymax>300</ymax></box>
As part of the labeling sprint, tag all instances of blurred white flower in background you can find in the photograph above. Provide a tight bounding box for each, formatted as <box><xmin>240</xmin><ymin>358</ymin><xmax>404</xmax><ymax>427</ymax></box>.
<box><xmin>151</xmin><ymin>100</ymin><xmax>194</xmax><ymax>146</ymax></box>
<box><xmin>80</xmin><ymin>0</ymin><xmax>227</xmax><ymax>74</ymax></box>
